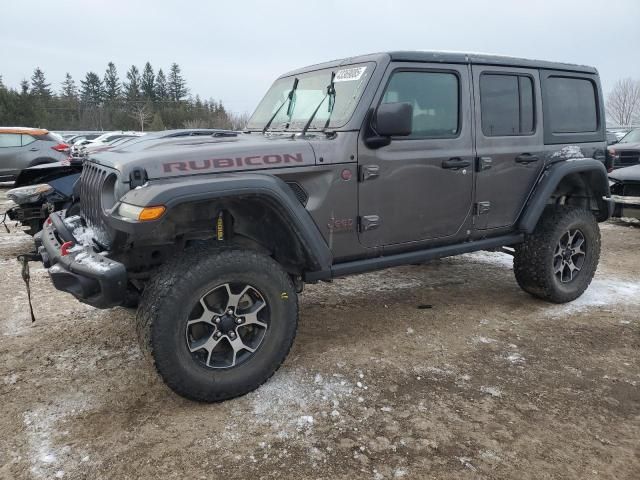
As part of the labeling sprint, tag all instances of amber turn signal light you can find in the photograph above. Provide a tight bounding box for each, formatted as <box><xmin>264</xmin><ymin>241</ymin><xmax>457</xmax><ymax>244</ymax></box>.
<box><xmin>138</xmin><ymin>206</ymin><xmax>166</xmax><ymax>221</ymax></box>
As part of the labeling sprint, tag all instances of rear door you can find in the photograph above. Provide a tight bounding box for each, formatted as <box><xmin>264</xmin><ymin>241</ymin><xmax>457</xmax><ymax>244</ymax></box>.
<box><xmin>0</xmin><ymin>133</ymin><xmax>25</xmax><ymax>175</ymax></box>
<box><xmin>357</xmin><ymin>63</ymin><xmax>474</xmax><ymax>247</ymax></box>
<box><xmin>472</xmin><ymin>66</ymin><xmax>545</xmax><ymax>230</ymax></box>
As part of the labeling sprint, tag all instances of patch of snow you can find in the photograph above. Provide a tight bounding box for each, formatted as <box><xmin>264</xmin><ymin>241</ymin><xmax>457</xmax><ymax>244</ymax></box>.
<box><xmin>545</xmin><ymin>278</ymin><xmax>640</xmax><ymax>317</ymax></box>
<box><xmin>459</xmin><ymin>251</ymin><xmax>513</xmax><ymax>268</ymax></box>
<box><xmin>551</xmin><ymin>145</ymin><xmax>584</xmax><ymax>159</ymax></box>
<box><xmin>505</xmin><ymin>352</ymin><xmax>525</xmax><ymax>364</ymax></box>
<box><xmin>473</xmin><ymin>336</ymin><xmax>497</xmax><ymax>344</ymax></box>
<box><xmin>23</xmin><ymin>395</ymin><xmax>94</xmax><ymax>479</ymax></box>
<box><xmin>480</xmin><ymin>386</ymin><xmax>502</xmax><ymax>397</ymax></box>
<box><xmin>4</xmin><ymin>373</ymin><xmax>19</xmax><ymax>385</ymax></box>
<box><xmin>406</xmin><ymin>327</ymin><xmax>414</xmax><ymax>334</ymax></box>
<box><xmin>393</xmin><ymin>467</ymin><xmax>408</xmax><ymax>478</ymax></box>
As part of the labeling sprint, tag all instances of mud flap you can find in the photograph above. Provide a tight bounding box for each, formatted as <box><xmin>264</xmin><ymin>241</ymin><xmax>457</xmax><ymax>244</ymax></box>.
<box><xmin>17</xmin><ymin>252</ymin><xmax>41</xmax><ymax>322</ymax></box>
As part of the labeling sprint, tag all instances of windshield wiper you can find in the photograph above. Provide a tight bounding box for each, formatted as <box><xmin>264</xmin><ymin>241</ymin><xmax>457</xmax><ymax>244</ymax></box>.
<box><xmin>262</xmin><ymin>77</ymin><xmax>299</xmax><ymax>134</ymax></box>
<box><xmin>301</xmin><ymin>72</ymin><xmax>336</xmax><ymax>136</ymax></box>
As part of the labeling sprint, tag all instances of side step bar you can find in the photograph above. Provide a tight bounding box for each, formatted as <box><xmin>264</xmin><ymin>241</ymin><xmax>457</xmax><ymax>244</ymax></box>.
<box><xmin>304</xmin><ymin>233</ymin><xmax>524</xmax><ymax>282</ymax></box>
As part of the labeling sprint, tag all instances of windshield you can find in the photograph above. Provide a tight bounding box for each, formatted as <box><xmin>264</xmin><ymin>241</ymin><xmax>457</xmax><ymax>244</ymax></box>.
<box><xmin>247</xmin><ymin>63</ymin><xmax>374</xmax><ymax>132</ymax></box>
<box><xmin>619</xmin><ymin>128</ymin><xmax>640</xmax><ymax>143</ymax></box>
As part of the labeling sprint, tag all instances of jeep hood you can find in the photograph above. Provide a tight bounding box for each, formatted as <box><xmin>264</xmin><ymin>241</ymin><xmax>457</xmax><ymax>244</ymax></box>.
<box><xmin>88</xmin><ymin>134</ymin><xmax>317</xmax><ymax>182</ymax></box>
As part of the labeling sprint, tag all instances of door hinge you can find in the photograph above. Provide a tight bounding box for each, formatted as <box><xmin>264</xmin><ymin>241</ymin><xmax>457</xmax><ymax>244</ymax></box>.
<box><xmin>359</xmin><ymin>165</ymin><xmax>380</xmax><ymax>182</ymax></box>
<box><xmin>475</xmin><ymin>201</ymin><xmax>491</xmax><ymax>215</ymax></box>
<box><xmin>358</xmin><ymin>215</ymin><xmax>380</xmax><ymax>232</ymax></box>
<box><xmin>476</xmin><ymin>156</ymin><xmax>492</xmax><ymax>171</ymax></box>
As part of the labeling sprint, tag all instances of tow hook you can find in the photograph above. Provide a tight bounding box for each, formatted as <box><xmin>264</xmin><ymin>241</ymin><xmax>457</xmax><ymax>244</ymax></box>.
<box><xmin>16</xmin><ymin>251</ymin><xmax>42</xmax><ymax>322</ymax></box>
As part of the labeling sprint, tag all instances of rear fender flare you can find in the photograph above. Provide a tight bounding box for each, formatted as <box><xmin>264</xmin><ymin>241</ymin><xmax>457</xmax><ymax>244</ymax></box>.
<box><xmin>519</xmin><ymin>159</ymin><xmax>612</xmax><ymax>233</ymax></box>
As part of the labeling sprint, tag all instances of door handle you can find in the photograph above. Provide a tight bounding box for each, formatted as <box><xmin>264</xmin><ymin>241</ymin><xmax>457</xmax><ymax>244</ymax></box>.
<box><xmin>515</xmin><ymin>153</ymin><xmax>539</xmax><ymax>164</ymax></box>
<box><xmin>442</xmin><ymin>158</ymin><xmax>471</xmax><ymax>170</ymax></box>
<box><xmin>29</xmin><ymin>147</ymin><xmax>39</xmax><ymax>151</ymax></box>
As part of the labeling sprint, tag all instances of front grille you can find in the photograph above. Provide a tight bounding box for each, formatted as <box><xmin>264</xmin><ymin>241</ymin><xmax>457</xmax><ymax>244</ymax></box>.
<box><xmin>623</xmin><ymin>183</ymin><xmax>640</xmax><ymax>197</ymax></box>
<box><xmin>617</xmin><ymin>150</ymin><xmax>640</xmax><ymax>167</ymax></box>
<box><xmin>79</xmin><ymin>162</ymin><xmax>117</xmax><ymax>247</ymax></box>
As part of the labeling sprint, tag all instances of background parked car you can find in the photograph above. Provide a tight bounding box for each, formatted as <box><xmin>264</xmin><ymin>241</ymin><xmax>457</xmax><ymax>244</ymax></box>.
<box><xmin>609</xmin><ymin>163</ymin><xmax>640</xmax><ymax>219</ymax></box>
<box><xmin>607</xmin><ymin>128</ymin><xmax>640</xmax><ymax>169</ymax></box>
<box><xmin>0</xmin><ymin>127</ymin><xmax>69</xmax><ymax>181</ymax></box>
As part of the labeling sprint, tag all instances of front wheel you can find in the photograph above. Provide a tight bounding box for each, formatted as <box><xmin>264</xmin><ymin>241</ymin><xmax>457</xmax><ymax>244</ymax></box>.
<box><xmin>514</xmin><ymin>206</ymin><xmax>601</xmax><ymax>303</ymax></box>
<box><xmin>136</xmin><ymin>247</ymin><xmax>298</xmax><ymax>402</ymax></box>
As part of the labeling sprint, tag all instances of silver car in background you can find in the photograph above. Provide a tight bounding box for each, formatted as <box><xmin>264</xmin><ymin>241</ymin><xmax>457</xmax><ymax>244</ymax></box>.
<box><xmin>0</xmin><ymin>127</ymin><xmax>69</xmax><ymax>181</ymax></box>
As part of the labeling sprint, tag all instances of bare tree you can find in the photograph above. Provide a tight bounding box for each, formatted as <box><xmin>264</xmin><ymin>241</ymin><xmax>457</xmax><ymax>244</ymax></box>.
<box><xmin>606</xmin><ymin>78</ymin><xmax>640</xmax><ymax>126</ymax></box>
<box><xmin>129</xmin><ymin>103</ymin><xmax>153</xmax><ymax>132</ymax></box>
<box><xmin>229</xmin><ymin>111</ymin><xmax>250</xmax><ymax>131</ymax></box>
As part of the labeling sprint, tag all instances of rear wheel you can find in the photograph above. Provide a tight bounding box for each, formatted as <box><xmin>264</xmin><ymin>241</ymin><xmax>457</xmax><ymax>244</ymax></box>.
<box><xmin>136</xmin><ymin>247</ymin><xmax>298</xmax><ymax>402</ymax></box>
<box><xmin>514</xmin><ymin>206</ymin><xmax>600</xmax><ymax>303</ymax></box>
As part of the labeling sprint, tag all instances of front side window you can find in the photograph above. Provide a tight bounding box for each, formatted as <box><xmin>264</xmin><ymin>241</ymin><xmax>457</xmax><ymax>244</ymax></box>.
<box><xmin>480</xmin><ymin>74</ymin><xmax>535</xmax><ymax>136</ymax></box>
<box><xmin>0</xmin><ymin>133</ymin><xmax>22</xmax><ymax>148</ymax></box>
<box><xmin>546</xmin><ymin>76</ymin><xmax>597</xmax><ymax>133</ymax></box>
<box><xmin>247</xmin><ymin>62</ymin><xmax>374</xmax><ymax>131</ymax></box>
<box><xmin>381</xmin><ymin>71</ymin><xmax>459</xmax><ymax>138</ymax></box>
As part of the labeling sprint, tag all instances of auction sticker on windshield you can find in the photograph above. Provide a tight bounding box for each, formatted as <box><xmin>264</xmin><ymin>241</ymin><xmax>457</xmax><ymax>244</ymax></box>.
<box><xmin>334</xmin><ymin>66</ymin><xmax>367</xmax><ymax>82</ymax></box>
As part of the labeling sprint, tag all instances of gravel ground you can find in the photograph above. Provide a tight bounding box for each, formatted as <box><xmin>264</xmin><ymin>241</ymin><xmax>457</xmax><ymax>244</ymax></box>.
<box><xmin>0</xmin><ymin>186</ymin><xmax>638</xmax><ymax>480</ymax></box>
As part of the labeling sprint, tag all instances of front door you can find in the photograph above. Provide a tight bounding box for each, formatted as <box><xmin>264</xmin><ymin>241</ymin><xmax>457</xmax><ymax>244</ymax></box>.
<box><xmin>357</xmin><ymin>63</ymin><xmax>474</xmax><ymax>247</ymax></box>
<box><xmin>471</xmin><ymin>65</ymin><xmax>545</xmax><ymax>230</ymax></box>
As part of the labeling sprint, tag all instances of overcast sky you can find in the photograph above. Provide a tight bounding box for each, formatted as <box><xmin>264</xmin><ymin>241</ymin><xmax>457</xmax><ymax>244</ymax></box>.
<box><xmin>1</xmin><ymin>0</ymin><xmax>638</xmax><ymax>114</ymax></box>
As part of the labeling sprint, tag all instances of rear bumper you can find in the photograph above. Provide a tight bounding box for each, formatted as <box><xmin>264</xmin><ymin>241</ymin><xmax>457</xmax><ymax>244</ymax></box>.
<box><xmin>37</xmin><ymin>213</ymin><xmax>127</xmax><ymax>308</ymax></box>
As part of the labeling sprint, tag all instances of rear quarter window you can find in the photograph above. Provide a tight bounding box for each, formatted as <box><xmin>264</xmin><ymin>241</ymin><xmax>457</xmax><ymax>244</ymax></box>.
<box><xmin>541</xmin><ymin>70</ymin><xmax>603</xmax><ymax>145</ymax></box>
<box><xmin>547</xmin><ymin>77</ymin><xmax>597</xmax><ymax>133</ymax></box>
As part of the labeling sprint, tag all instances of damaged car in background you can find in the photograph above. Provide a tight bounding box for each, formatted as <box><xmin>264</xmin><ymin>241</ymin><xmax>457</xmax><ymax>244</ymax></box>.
<box><xmin>609</xmin><ymin>163</ymin><xmax>640</xmax><ymax>219</ymax></box>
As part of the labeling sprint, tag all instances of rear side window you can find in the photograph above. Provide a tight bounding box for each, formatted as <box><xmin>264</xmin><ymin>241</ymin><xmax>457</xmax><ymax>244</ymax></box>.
<box><xmin>381</xmin><ymin>71</ymin><xmax>459</xmax><ymax>138</ymax></box>
<box><xmin>546</xmin><ymin>76</ymin><xmax>597</xmax><ymax>133</ymax></box>
<box><xmin>21</xmin><ymin>134</ymin><xmax>36</xmax><ymax>146</ymax></box>
<box><xmin>480</xmin><ymin>74</ymin><xmax>534</xmax><ymax>136</ymax></box>
<box><xmin>0</xmin><ymin>134</ymin><xmax>22</xmax><ymax>148</ymax></box>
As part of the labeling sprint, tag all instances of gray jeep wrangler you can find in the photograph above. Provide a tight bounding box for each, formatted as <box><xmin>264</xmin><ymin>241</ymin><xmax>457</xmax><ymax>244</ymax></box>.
<box><xmin>36</xmin><ymin>52</ymin><xmax>613</xmax><ymax>402</ymax></box>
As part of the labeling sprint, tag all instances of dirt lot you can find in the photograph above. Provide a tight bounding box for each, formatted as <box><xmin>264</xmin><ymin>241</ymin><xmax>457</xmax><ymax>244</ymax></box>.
<box><xmin>0</xmin><ymin>187</ymin><xmax>638</xmax><ymax>480</ymax></box>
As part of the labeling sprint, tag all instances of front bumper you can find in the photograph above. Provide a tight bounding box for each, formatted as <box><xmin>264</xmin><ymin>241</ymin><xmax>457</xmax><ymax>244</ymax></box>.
<box><xmin>611</xmin><ymin>194</ymin><xmax>640</xmax><ymax>219</ymax></box>
<box><xmin>37</xmin><ymin>213</ymin><xmax>127</xmax><ymax>308</ymax></box>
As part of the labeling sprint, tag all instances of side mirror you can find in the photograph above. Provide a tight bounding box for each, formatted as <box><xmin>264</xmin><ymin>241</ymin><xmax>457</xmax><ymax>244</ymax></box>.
<box><xmin>365</xmin><ymin>102</ymin><xmax>413</xmax><ymax>149</ymax></box>
<box><xmin>375</xmin><ymin>102</ymin><xmax>413</xmax><ymax>137</ymax></box>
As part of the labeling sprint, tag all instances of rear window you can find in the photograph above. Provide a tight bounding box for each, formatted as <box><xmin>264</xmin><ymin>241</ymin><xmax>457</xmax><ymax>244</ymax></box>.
<box><xmin>546</xmin><ymin>76</ymin><xmax>597</xmax><ymax>133</ymax></box>
<box><xmin>21</xmin><ymin>134</ymin><xmax>36</xmax><ymax>146</ymax></box>
<box><xmin>479</xmin><ymin>74</ymin><xmax>534</xmax><ymax>136</ymax></box>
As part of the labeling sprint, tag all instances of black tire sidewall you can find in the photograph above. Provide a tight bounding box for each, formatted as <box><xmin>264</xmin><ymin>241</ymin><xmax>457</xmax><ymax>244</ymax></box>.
<box><xmin>546</xmin><ymin>212</ymin><xmax>599</xmax><ymax>298</ymax></box>
<box><xmin>150</xmin><ymin>251</ymin><xmax>297</xmax><ymax>400</ymax></box>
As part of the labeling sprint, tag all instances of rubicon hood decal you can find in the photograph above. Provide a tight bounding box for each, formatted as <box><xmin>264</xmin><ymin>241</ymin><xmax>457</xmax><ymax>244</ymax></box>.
<box><xmin>88</xmin><ymin>135</ymin><xmax>316</xmax><ymax>180</ymax></box>
<box><xmin>163</xmin><ymin>153</ymin><xmax>305</xmax><ymax>173</ymax></box>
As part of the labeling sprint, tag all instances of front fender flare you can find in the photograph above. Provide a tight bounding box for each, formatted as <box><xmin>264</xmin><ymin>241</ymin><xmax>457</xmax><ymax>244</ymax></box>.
<box><xmin>518</xmin><ymin>159</ymin><xmax>612</xmax><ymax>234</ymax></box>
<box><xmin>111</xmin><ymin>173</ymin><xmax>333</xmax><ymax>273</ymax></box>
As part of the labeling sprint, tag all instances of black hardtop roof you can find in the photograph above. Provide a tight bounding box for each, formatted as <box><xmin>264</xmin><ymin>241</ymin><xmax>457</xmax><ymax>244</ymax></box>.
<box><xmin>282</xmin><ymin>51</ymin><xmax>597</xmax><ymax>77</ymax></box>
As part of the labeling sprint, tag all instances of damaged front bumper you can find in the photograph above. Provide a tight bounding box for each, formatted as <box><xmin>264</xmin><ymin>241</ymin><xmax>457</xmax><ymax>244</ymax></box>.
<box><xmin>611</xmin><ymin>194</ymin><xmax>640</xmax><ymax>219</ymax></box>
<box><xmin>35</xmin><ymin>213</ymin><xmax>127</xmax><ymax>308</ymax></box>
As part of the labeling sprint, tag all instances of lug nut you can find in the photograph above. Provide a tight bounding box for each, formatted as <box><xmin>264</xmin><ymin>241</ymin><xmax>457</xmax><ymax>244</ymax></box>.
<box><xmin>235</xmin><ymin>317</ymin><xmax>243</xmax><ymax>324</ymax></box>
<box><xmin>214</xmin><ymin>332</ymin><xmax>221</xmax><ymax>339</ymax></box>
<box><xmin>229</xmin><ymin>331</ymin><xmax>236</xmax><ymax>339</ymax></box>
<box><xmin>214</xmin><ymin>317</ymin><xmax>220</xmax><ymax>324</ymax></box>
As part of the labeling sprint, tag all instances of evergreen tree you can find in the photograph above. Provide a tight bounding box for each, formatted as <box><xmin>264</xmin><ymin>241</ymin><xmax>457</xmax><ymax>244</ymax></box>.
<box><xmin>80</xmin><ymin>72</ymin><xmax>104</xmax><ymax>104</ymax></box>
<box><xmin>141</xmin><ymin>62</ymin><xmax>155</xmax><ymax>101</ymax></box>
<box><xmin>0</xmin><ymin>75</ymin><xmax>5</xmax><ymax>90</ymax></box>
<box><xmin>155</xmin><ymin>68</ymin><xmax>168</xmax><ymax>101</ymax></box>
<box><xmin>123</xmin><ymin>65</ymin><xmax>141</xmax><ymax>102</ymax></box>
<box><xmin>20</xmin><ymin>80</ymin><xmax>30</xmax><ymax>95</ymax></box>
<box><xmin>168</xmin><ymin>63</ymin><xmax>188</xmax><ymax>102</ymax></box>
<box><xmin>31</xmin><ymin>67</ymin><xmax>52</xmax><ymax>98</ymax></box>
<box><xmin>60</xmin><ymin>73</ymin><xmax>77</xmax><ymax>99</ymax></box>
<box><xmin>103</xmin><ymin>62</ymin><xmax>121</xmax><ymax>101</ymax></box>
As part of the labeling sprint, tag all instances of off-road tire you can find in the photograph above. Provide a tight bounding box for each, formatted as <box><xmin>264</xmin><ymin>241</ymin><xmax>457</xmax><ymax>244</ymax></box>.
<box><xmin>136</xmin><ymin>246</ymin><xmax>298</xmax><ymax>402</ymax></box>
<box><xmin>514</xmin><ymin>206</ymin><xmax>600</xmax><ymax>303</ymax></box>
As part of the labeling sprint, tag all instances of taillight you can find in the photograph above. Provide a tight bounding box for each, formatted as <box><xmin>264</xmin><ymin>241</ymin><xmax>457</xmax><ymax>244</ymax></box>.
<box><xmin>60</xmin><ymin>241</ymin><xmax>74</xmax><ymax>256</ymax></box>
<box><xmin>51</xmin><ymin>143</ymin><xmax>70</xmax><ymax>153</ymax></box>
